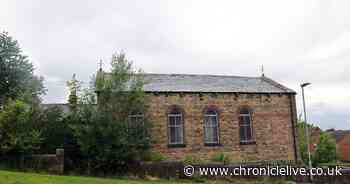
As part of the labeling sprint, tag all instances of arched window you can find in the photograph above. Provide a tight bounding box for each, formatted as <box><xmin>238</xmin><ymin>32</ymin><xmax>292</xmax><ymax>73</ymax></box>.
<box><xmin>168</xmin><ymin>106</ymin><xmax>184</xmax><ymax>145</ymax></box>
<box><xmin>128</xmin><ymin>110</ymin><xmax>144</xmax><ymax>136</ymax></box>
<box><xmin>204</xmin><ymin>108</ymin><xmax>219</xmax><ymax>145</ymax></box>
<box><xmin>239</xmin><ymin>107</ymin><xmax>253</xmax><ymax>143</ymax></box>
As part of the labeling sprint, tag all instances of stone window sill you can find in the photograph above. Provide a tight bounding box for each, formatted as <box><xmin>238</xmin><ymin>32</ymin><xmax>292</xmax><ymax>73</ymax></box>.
<box><xmin>168</xmin><ymin>144</ymin><xmax>186</xmax><ymax>148</ymax></box>
<box><xmin>240</xmin><ymin>141</ymin><xmax>256</xmax><ymax>145</ymax></box>
<box><xmin>204</xmin><ymin>143</ymin><xmax>222</xmax><ymax>147</ymax></box>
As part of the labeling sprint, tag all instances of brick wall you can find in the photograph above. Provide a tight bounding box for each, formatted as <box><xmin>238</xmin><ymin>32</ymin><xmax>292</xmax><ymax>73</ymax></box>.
<box><xmin>145</xmin><ymin>92</ymin><xmax>297</xmax><ymax>162</ymax></box>
<box><xmin>336</xmin><ymin>134</ymin><xmax>350</xmax><ymax>162</ymax></box>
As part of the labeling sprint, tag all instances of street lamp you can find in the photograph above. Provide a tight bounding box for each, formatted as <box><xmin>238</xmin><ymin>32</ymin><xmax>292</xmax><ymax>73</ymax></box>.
<box><xmin>301</xmin><ymin>82</ymin><xmax>312</xmax><ymax>181</ymax></box>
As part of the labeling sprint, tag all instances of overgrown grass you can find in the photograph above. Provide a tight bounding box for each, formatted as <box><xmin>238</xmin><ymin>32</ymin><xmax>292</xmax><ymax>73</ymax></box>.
<box><xmin>0</xmin><ymin>170</ymin><xmax>294</xmax><ymax>184</ymax></box>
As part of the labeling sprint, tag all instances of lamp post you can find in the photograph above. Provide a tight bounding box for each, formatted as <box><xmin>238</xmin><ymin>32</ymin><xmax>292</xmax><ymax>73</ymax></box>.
<box><xmin>301</xmin><ymin>82</ymin><xmax>312</xmax><ymax>181</ymax></box>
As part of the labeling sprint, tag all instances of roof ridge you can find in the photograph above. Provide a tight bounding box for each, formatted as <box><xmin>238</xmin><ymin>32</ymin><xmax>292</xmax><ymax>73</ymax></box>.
<box><xmin>142</xmin><ymin>73</ymin><xmax>259</xmax><ymax>79</ymax></box>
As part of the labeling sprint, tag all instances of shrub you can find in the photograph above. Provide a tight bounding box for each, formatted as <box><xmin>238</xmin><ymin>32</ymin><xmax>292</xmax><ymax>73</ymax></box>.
<box><xmin>183</xmin><ymin>154</ymin><xmax>202</xmax><ymax>165</ymax></box>
<box><xmin>211</xmin><ymin>152</ymin><xmax>231</xmax><ymax>164</ymax></box>
<box><xmin>142</xmin><ymin>151</ymin><xmax>166</xmax><ymax>162</ymax></box>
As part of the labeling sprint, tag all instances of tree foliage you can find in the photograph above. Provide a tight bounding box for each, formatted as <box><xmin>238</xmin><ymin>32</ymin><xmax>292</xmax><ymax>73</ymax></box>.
<box><xmin>0</xmin><ymin>31</ymin><xmax>45</xmax><ymax>104</ymax></box>
<box><xmin>66</xmin><ymin>74</ymin><xmax>82</xmax><ymax>110</ymax></box>
<box><xmin>297</xmin><ymin>121</ymin><xmax>310</xmax><ymax>165</ymax></box>
<box><xmin>0</xmin><ymin>99</ymin><xmax>42</xmax><ymax>155</ymax></box>
<box><xmin>70</xmin><ymin>52</ymin><xmax>151</xmax><ymax>174</ymax></box>
<box><xmin>36</xmin><ymin>105</ymin><xmax>71</xmax><ymax>154</ymax></box>
<box><xmin>313</xmin><ymin>132</ymin><xmax>337</xmax><ymax>166</ymax></box>
<box><xmin>297</xmin><ymin>121</ymin><xmax>337</xmax><ymax>166</ymax></box>
<box><xmin>96</xmin><ymin>53</ymin><xmax>145</xmax><ymax>119</ymax></box>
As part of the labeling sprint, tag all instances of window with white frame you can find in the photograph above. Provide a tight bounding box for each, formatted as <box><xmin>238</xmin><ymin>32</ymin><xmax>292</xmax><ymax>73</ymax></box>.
<box><xmin>204</xmin><ymin>109</ymin><xmax>219</xmax><ymax>144</ymax></box>
<box><xmin>128</xmin><ymin>111</ymin><xmax>144</xmax><ymax>136</ymax></box>
<box><xmin>239</xmin><ymin>107</ymin><xmax>254</xmax><ymax>143</ymax></box>
<box><xmin>168</xmin><ymin>107</ymin><xmax>184</xmax><ymax>145</ymax></box>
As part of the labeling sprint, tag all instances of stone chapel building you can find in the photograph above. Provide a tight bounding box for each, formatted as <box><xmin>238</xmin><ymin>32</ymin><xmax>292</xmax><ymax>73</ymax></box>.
<box><xmin>101</xmin><ymin>73</ymin><xmax>298</xmax><ymax>162</ymax></box>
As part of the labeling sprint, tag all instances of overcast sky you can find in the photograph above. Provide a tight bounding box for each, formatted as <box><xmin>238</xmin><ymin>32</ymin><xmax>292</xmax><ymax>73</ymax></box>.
<box><xmin>1</xmin><ymin>0</ymin><xmax>349</xmax><ymax>130</ymax></box>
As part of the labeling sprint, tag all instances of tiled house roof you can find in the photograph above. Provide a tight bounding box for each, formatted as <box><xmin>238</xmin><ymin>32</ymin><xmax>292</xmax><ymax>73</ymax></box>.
<box><xmin>329</xmin><ymin>130</ymin><xmax>350</xmax><ymax>141</ymax></box>
<box><xmin>141</xmin><ymin>73</ymin><xmax>295</xmax><ymax>94</ymax></box>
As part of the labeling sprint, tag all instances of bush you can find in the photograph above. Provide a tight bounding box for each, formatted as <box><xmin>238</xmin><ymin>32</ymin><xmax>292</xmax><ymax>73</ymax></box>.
<box><xmin>211</xmin><ymin>152</ymin><xmax>231</xmax><ymax>164</ymax></box>
<box><xmin>142</xmin><ymin>151</ymin><xmax>166</xmax><ymax>162</ymax></box>
<box><xmin>183</xmin><ymin>154</ymin><xmax>202</xmax><ymax>165</ymax></box>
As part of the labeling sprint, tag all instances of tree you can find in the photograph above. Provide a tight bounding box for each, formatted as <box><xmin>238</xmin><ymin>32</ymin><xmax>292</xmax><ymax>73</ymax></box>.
<box><xmin>71</xmin><ymin>52</ymin><xmax>151</xmax><ymax>175</ymax></box>
<box><xmin>313</xmin><ymin>132</ymin><xmax>337</xmax><ymax>166</ymax></box>
<box><xmin>0</xmin><ymin>99</ymin><xmax>42</xmax><ymax>155</ymax></box>
<box><xmin>36</xmin><ymin>105</ymin><xmax>67</xmax><ymax>154</ymax></box>
<box><xmin>67</xmin><ymin>74</ymin><xmax>82</xmax><ymax>111</ymax></box>
<box><xmin>297</xmin><ymin>120</ymin><xmax>338</xmax><ymax>166</ymax></box>
<box><xmin>96</xmin><ymin>52</ymin><xmax>146</xmax><ymax>118</ymax></box>
<box><xmin>297</xmin><ymin>121</ymin><xmax>311</xmax><ymax>165</ymax></box>
<box><xmin>0</xmin><ymin>31</ymin><xmax>45</xmax><ymax>104</ymax></box>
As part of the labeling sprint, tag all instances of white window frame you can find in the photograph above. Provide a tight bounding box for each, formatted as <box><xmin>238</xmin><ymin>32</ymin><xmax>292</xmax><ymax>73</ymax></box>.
<box><xmin>168</xmin><ymin>113</ymin><xmax>184</xmax><ymax>145</ymax></box>
<box><xmin>204</xmin><ymin>112</ymin><xmax>219</xmax><ymax>144</ymax></box>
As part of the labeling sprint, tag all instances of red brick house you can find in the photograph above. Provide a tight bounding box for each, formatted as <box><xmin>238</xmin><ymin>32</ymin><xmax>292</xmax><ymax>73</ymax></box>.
<box><xmin>328</xmin><ymin>130</ymin><xmax>350</xmax><ymax>162</ymax></box>
<box><xmin>114</xmin><ymin>73</ymin><xmax>298</xmax><ymax>162</ymax></box>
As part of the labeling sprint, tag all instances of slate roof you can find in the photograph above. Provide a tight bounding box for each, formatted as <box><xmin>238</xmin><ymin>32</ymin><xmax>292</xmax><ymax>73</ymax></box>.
<box><xmin>41</xmin><ymin>103</ymin><xmax>98</xmax><ymax>114</ymax></box>
<box><xmin>329</xmin><ymin>130</ymin><xmax>350</xmax><ymax>141</ymax></box>
<box><xmin>41</xmin><ymin>103</ymin><xmax>71</xmax><ymax>114</ymax></box>
<box><xmin>140</xmin><ymin>73</ymin><xmax>295</xmax><ymax>94</ymax></box>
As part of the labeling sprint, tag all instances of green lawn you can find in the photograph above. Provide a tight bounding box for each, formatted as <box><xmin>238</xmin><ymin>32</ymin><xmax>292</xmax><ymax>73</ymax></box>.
<box><xmin>0</xmin><ymin>170</ymin><xmax>294</xmax><ymax>184</ymax></box>
<box><xmin>0</xmin><ymin>170</ymin><xmax>189</xmax><ymax>184</ymax></box>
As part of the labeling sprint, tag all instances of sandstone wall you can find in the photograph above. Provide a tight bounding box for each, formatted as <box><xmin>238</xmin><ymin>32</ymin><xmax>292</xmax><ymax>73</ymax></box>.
<box><xmin>145</xmin><ymin>93</ymin><xmax>297</xmax><ymax>162</ymax></box>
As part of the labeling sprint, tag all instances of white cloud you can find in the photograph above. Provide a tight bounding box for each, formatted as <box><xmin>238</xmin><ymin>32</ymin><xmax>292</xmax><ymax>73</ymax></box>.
<box><xmin>304</xmin><ymin>30</ymin><xmax>350</xmax><ymax>61</ymax></box>
<box><xmin>1</xmin><ymin>0</ymin><xmax>350</xmax><ymax>129</ymax></box>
